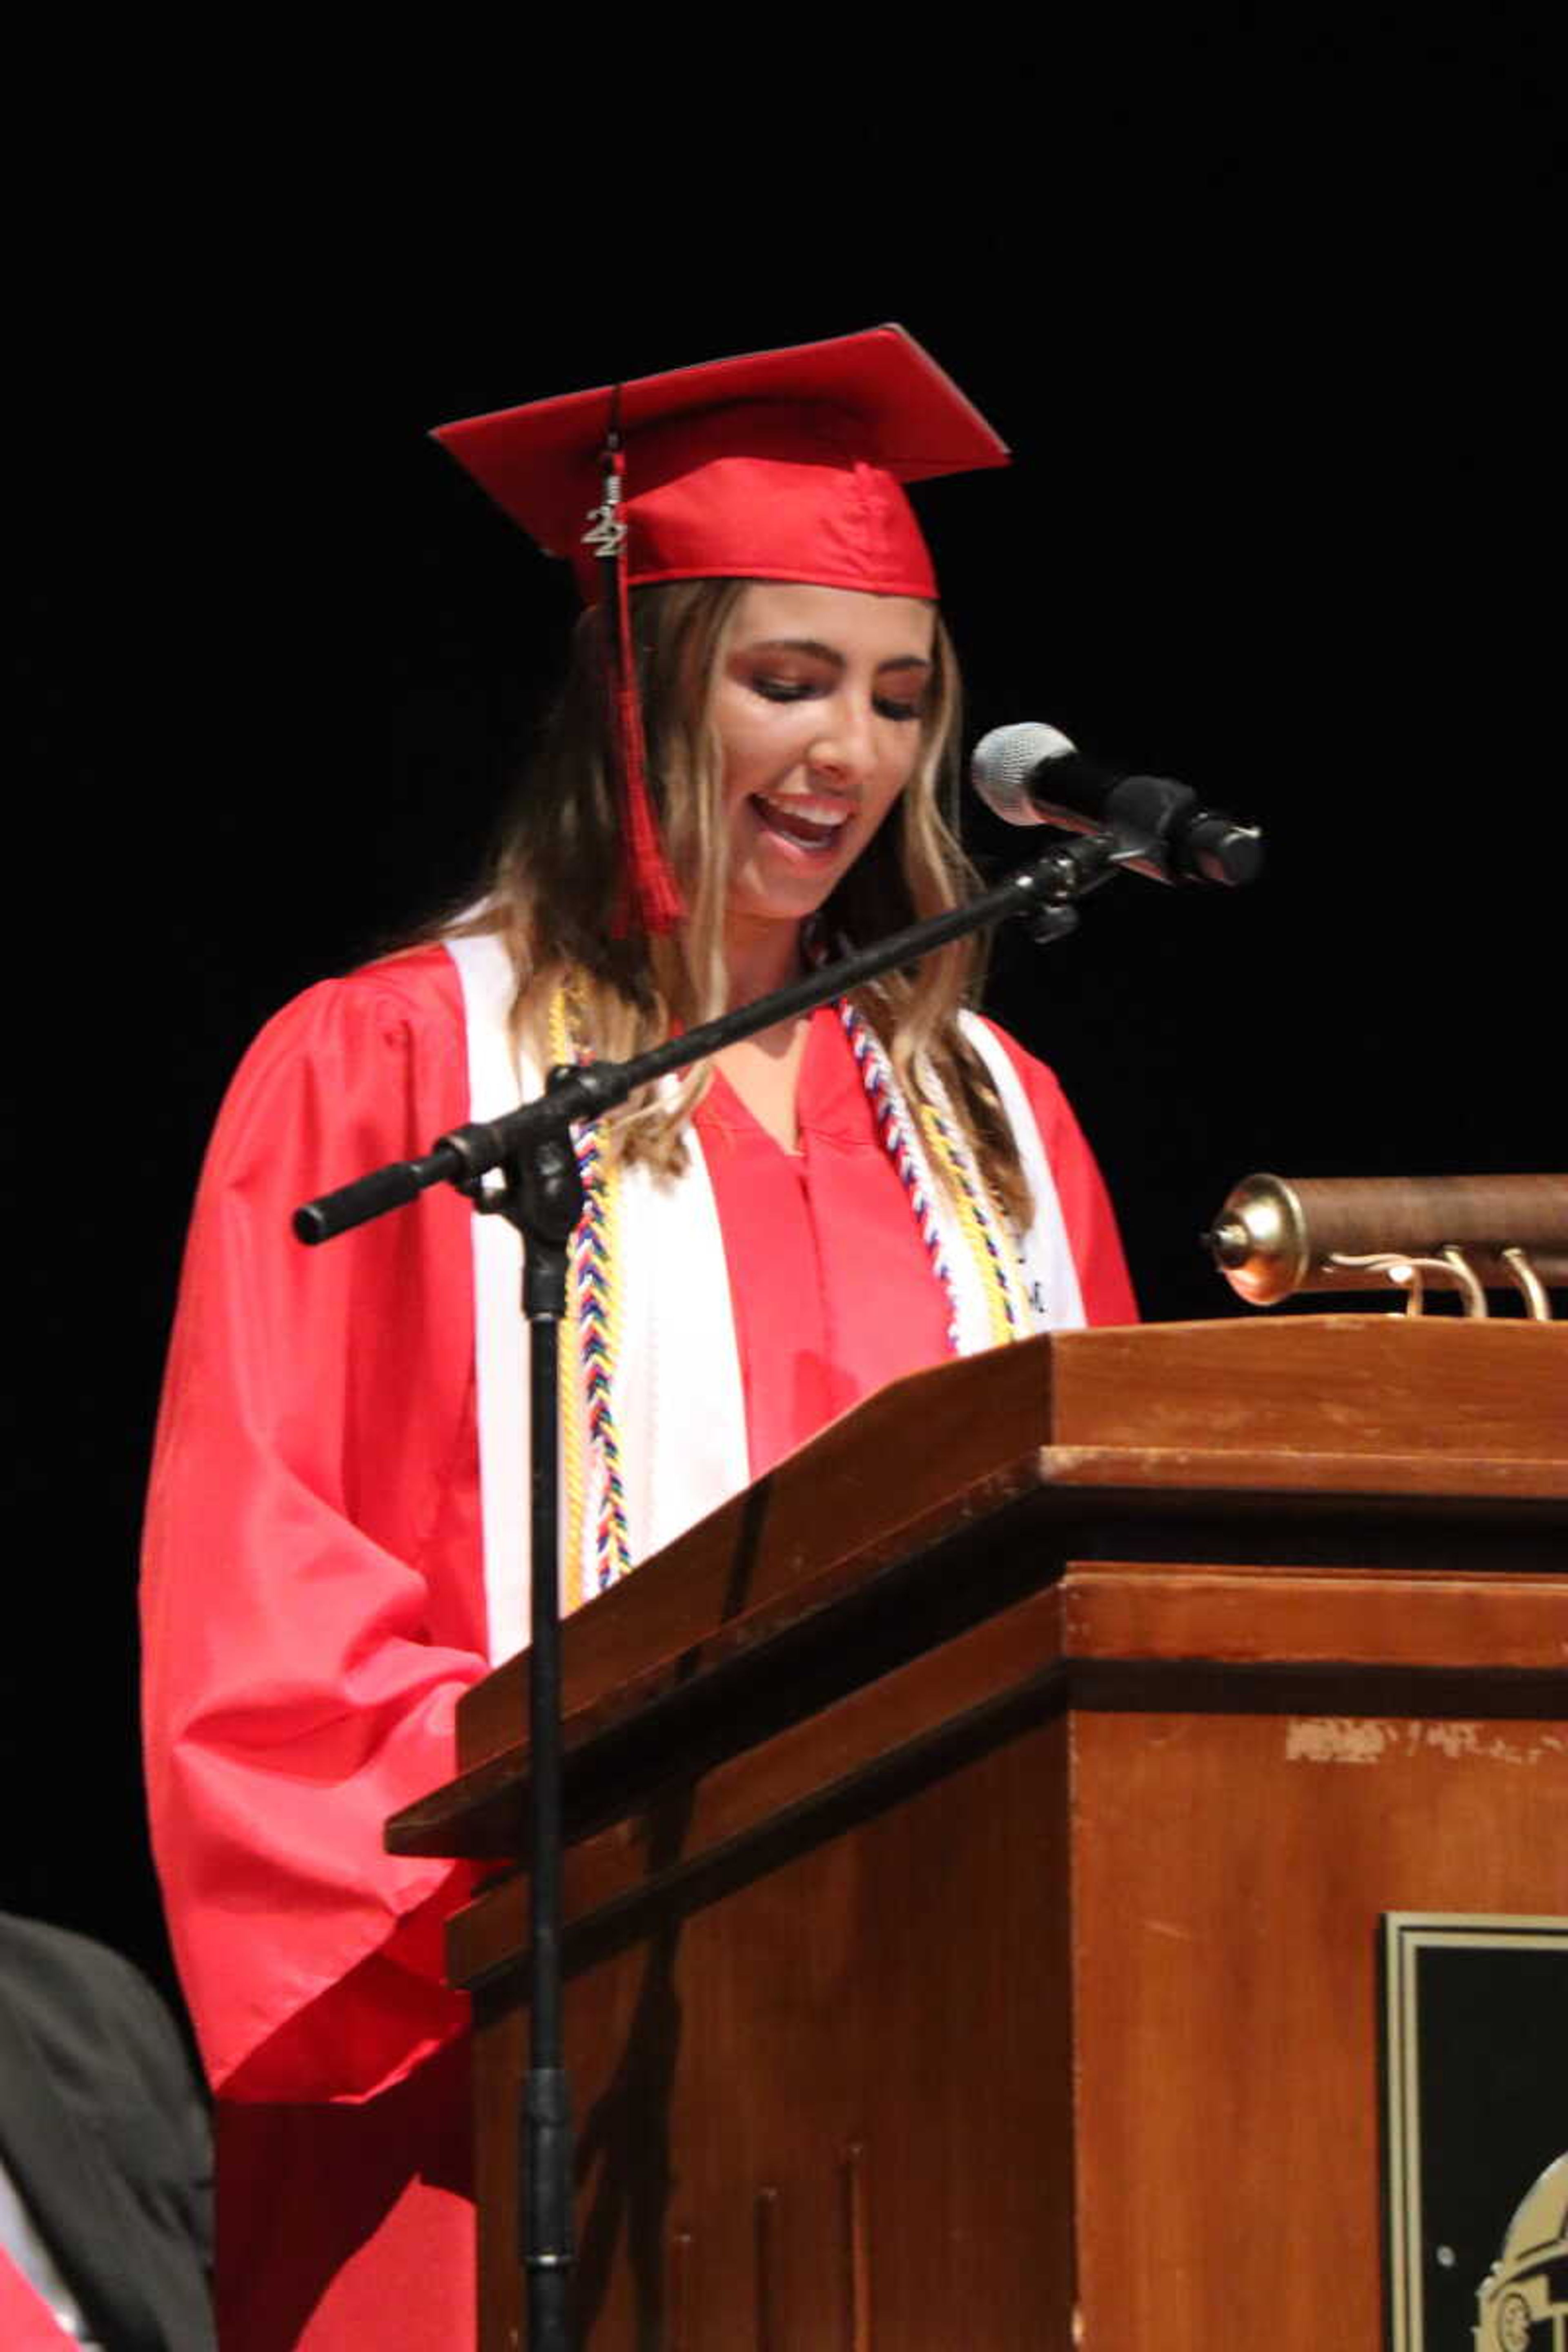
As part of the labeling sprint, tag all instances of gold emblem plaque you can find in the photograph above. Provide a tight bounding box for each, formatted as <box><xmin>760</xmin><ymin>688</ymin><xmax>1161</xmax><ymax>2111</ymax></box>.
<box><xmin>1382</xmin><ymin>1913</ymin><xmax>1568</xmax><ymax>2352</ymax></box>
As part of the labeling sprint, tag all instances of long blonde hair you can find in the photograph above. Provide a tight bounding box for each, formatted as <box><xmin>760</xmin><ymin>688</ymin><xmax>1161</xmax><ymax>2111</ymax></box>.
<box><xmin>453</xmin><ymin>579</ymin><xmax>1031</xmax><ymax>1224</ymax></box>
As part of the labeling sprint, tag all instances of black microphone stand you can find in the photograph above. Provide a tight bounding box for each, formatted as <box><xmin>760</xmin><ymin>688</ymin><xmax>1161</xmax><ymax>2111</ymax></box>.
<box><xmin>295</xmin><ymin>822</ymin><xmax>1147</xmax><ymax>2350</ymax></box>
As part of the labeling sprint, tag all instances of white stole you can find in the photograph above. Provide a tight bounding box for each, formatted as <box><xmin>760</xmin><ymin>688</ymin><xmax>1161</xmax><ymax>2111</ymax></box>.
<box><xmin>959</xmin><ymin>1012</ymin><xmax>1087</xmax><ymax>1335</ymax></box>
<box><xmin>444</xmin><ymin>935</ymin><xmax>1083</xmax><ymax>1664</ymax></box>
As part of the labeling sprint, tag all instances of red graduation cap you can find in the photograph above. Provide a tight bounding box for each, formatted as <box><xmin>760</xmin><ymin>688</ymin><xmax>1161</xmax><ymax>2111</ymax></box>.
<box><xmin>433</xmin><ymin>326</ymin><xmax>1009</xmax><ymax>932</ymax></box>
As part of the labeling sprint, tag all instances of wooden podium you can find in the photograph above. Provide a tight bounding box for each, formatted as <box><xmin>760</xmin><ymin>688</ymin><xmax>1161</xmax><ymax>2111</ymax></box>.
<box><xmin>389</xmin><ymin>1319</ymin><xmax>1568</xmax><ymax>2349</ymax></box>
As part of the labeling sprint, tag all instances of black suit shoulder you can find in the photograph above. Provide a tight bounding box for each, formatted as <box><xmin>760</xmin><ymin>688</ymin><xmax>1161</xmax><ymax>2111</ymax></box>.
<box><xmin>0</xmin><ymin>1916</ymin><xmax>214</xmax><ymax>2352</ymax></box>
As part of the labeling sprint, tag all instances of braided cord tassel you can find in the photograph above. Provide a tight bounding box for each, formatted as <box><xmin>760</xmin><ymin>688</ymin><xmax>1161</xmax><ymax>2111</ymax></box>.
<box><xmin>575</xmin><ymin>1120</ymin><xmax>634</xmax><ymax>1591</ymax></box>
<box><xmin>546</xmin><ymin>990</ymin><xmax>589</xmax><ymax>1604</ymax></box>
<box><xmin>837</xmin><ymin>1000</ymin><xmax>963</xmax><ymax>1350</ymax></box>
<box><xmin>838</xmin><ymin>1001</ymin><xmax>1024</xmax><ymax>1353</ymax></box>
<box><xmin>553</xmin><ymin>987</ymin><xmax>636</xmax><ymax>1596</ymax></box>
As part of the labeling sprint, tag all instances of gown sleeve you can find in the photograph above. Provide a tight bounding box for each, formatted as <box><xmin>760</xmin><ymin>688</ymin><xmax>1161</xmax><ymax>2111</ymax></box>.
<box><xmin>141</xmin><ymin>950</ymin><xmax>491</xmax><ymax>2106</ymax></box>
<box><xmin>978</xmin><ymin>1020</ymin><xmax>1140</xmax><ymax>1327</ymax></box>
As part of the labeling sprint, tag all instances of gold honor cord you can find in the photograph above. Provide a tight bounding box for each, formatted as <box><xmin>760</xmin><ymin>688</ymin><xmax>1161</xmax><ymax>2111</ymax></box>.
<box><xmin>918</xmin><ymin>1096</ymin><xmax>1029</xmax><ymax>1348</ymax></box>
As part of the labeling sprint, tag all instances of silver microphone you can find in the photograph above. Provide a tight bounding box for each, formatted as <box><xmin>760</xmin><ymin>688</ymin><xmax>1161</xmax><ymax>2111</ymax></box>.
<box><xmin>971</xmin><ymin>722</ymin><xmax>1263</xmax><ymax>887</ymax></box>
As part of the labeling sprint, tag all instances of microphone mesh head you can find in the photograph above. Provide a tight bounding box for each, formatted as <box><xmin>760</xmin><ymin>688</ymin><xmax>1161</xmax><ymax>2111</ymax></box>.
<box><xmin>970</xmin><ymin>722</ymin><xmax>1076</xmax><ymax>824</ymax></box>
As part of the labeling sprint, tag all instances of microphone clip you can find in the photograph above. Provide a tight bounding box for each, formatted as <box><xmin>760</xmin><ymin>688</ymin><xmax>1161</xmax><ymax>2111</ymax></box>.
<box><xmin>1019</xmin><ymin>823</ymin><xmax>1151</xmax><ymax>946</ymax></box>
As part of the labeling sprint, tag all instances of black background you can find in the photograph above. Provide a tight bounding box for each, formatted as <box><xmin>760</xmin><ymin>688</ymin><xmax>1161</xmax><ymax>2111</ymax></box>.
<box><xmin>10</xmin><ymin>32</ymin><xmax>1559</xmax><ymax>2007</ymax></box>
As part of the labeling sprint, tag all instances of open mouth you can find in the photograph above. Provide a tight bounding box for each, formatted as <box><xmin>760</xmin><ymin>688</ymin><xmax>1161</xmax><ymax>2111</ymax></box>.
<box><xmin>751</xmin><ymin>795</ymin><xmax>852</xmax><ymax>852</ymax></box>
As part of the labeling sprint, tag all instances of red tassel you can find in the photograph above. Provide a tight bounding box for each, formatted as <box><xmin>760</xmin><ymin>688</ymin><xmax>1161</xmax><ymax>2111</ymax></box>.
<box><xmin>586</xmin><ymin>428</ymin><xmax>684</xmax><ymax>938</ymax></box>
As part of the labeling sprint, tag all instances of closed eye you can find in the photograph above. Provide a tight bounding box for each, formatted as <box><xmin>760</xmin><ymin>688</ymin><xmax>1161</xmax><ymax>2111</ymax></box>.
<box><xmin>749</xmin><ymin>679</ymin><xmax>925</xmax><ymax>722</ymax></box>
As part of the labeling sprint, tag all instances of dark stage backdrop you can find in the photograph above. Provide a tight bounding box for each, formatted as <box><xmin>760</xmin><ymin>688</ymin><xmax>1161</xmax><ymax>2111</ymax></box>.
<box><xmin>12</xmin><ymin>89</ymin><xmax>1557</xmax><ymax>2011</ymax></box>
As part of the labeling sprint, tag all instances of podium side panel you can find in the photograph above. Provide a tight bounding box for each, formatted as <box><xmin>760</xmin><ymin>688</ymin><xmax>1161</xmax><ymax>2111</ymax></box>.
<box><xmin>475</xmin><ymin>1705</ymin><xmax>1077</xmax><ymax>2350</ymax></box>
<box><xmin>1071</xmin><ymin>1675</ymin><xmax>1568</xmax><ymax>2349</ymax></box>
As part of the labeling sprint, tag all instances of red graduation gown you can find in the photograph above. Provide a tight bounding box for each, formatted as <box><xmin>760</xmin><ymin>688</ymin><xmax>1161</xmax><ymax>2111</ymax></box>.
<box><xmin>0</xmin><ymin>2251</ymin><xmax>77</xmax><ymax>2349</ymax></box>
<box><xmin>142</xmin><ymin>946</ymin><xmax>1134</xmax><ymax>2348</ymax></box>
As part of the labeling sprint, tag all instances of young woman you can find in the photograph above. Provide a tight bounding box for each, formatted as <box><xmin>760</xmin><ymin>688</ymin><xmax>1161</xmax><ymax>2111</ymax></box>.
<box><xmin>142</xmin><ymin>326</ymin><xmax>1136</xmax><ymax>2348</ymax></box>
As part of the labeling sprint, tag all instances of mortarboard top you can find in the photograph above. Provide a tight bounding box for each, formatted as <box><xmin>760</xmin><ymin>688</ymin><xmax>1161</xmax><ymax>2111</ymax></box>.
<box><xmin>432</xmin><ymin>324</ymin><xmax>1010</xmax><ymax>604</ymax></box>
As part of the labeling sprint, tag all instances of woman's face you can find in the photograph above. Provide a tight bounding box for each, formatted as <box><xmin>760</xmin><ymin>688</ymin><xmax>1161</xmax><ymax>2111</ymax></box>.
<box><xmin>714</xmin><ymin>581</ymin><xmax>936</xmax><ymax>944</ymax></box>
